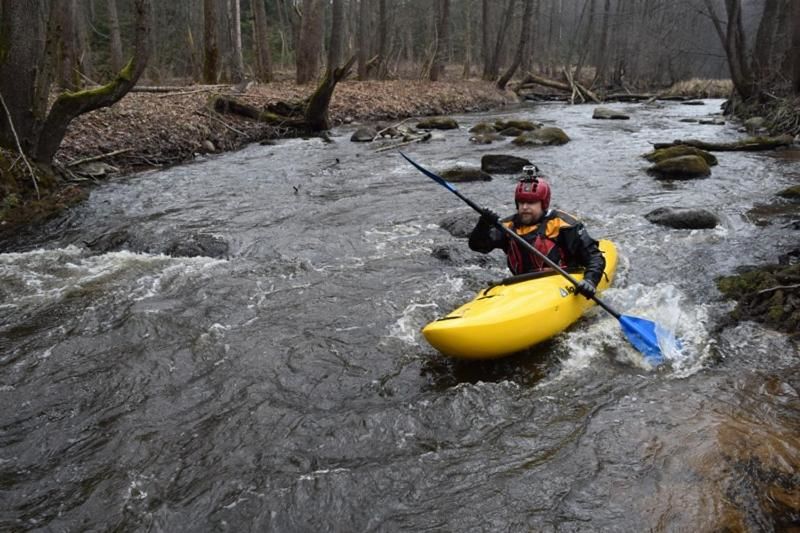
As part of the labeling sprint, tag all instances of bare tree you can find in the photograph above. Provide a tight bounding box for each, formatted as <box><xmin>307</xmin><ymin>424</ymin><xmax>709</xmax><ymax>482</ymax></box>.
<box><xmin>793</xmin><ymin>0</ymin><xmax>800</xmax><ymax>93</ymax></box>
<box><xmin>430</xmin><ymin>0</ymin><xmax>450</xmax><ymax>81</ymax></box>
<box><xmin>376</xmin><ymin>0</ymin><xmax>389</xmax><ymax>79</ymax></box>
<box><xmin>296</xmin><ymin>0</ymin><xmax>324</xmax><ymax>84</ymax></box>
<box><xmin>702</xmin><ymin>0</ymin><xmax>755</xmax><ymax>100</ymax></box>
<box><xmin>328</xmin><ymin>0</ymin><xmax>345</xmax><ymax>69</ymax></box>
<box><xmin>357</xmin><ymin>0</ymin><xmax>370</xmax><ymax>79</ymax></box>
<box><xmin>497</xmin><ymin>0</ymin><xmax>534</xmax><ymax>90</ymax></box>
<box><xmin>252</xmin><ymin>0</ymin><xmax>273</xmax><ymax>82</ymax></box>
<box><xmin>484</xmin><ymin>0</ymin><xmax>516</xmax><ymax>81</ymax></box>
<box><xmin>230</xmin><ymin>0</ymin><xmax>245</xmax><ymax>82</ymax></box>
<box><xmin>203</xmin><ymin>0</ymin><xmax>220</xmax><ymax>83</ymax></box>
<box><xmin>108</xmin><ymin>0</ymin><xmax>125</xmax><ymax>73</ymax></box>
<box><xmin>0</xmin><ymin>0</ymin><xmax>151</xmax><ymax>171</ymax></box>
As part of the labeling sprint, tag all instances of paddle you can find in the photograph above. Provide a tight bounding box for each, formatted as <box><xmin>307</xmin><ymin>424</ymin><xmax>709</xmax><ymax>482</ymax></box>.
<box><xmin>400</xmin><ymin>151</ymin><xmax>677</xmax><ymax>364</ymax></box>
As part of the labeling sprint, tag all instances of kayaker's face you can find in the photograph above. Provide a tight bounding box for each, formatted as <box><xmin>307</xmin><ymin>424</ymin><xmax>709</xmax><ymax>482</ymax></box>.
<box><xmin>517</xmin><ymin>200</ymin><xmax>543</xmax><ymax>225</ymax></box>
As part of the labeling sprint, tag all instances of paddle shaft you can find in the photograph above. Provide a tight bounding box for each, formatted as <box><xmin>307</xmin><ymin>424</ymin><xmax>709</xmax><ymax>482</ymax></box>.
<box><xmin>400</xmin><ymin>151</ymin><xmax>622</xmax><ymax>320</ymax></box>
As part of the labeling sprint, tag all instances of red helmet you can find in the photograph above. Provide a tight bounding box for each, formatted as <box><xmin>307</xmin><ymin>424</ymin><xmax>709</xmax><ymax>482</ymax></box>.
<box><xmin>515</xmin><ymin>178</ymin><xmax>551</xmax><ymax>210</ymax></box>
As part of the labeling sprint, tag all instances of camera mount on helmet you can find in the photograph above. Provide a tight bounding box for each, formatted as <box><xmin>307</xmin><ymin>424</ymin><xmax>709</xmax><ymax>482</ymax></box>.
<box><xmin>520</xmin><ymin>164</ymin><xmax>541</xmax><ymax>183</ymax></box>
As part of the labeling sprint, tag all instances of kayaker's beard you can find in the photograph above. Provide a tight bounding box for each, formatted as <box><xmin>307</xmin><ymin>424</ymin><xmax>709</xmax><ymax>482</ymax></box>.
<box><xmin>517</xmin><ymin>211</ymin><xmax>543</xmax><ymax>226</ymax></box>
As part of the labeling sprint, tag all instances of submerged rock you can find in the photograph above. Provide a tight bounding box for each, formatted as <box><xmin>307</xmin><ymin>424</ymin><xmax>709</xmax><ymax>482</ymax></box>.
<box><xmin>416</xmin><ymin>117</ymin><xmax>459</xmax><ymax>130</ymax></box>
<box><xmin>166</xmin><ymin>233</ymin><xmax>229</xmax><ymax>258</ymax></box>
<box><xmin>512</xmin><ymin>127</ymin><xmax>570</xmax><ymax>146</ymax></box>
<box><xmin>469</xmin><ymin>133</ymin><xmax>502</xmax><ymax>144</ymax></box>
<box><xmin>644</xmin><ymin>207</ymin><xmax>719</xmax><ymax>229</ymax></box>
<box><xmin>439</xmin><ymin>165</ymin><xmax>492</xmax><ymax>182</ymax></box>
<box><xmin>481</xmin><ymin>154</ymin><xmax>532</xmax><ymax>174</ymax></box>
<box><xmin>439</xmin><ymin>210</ymin><xmax>479</xmax><ymax>238</ymax></box>
<box><xmin>593</xmin><ymin>107</ymin><xmax>630</xmax><ymax>120</ymax></box>
<box><xmin>648</xmin><ymin>155</ymin><xmax>711</xmax><ymax>179</ymax></box>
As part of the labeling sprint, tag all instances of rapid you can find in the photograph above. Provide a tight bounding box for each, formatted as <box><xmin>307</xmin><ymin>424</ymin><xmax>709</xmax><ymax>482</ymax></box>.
<box><xmin>1</xmin><ymin>100</ymin><xmax>799</xmax><ymax>531</ymax></box>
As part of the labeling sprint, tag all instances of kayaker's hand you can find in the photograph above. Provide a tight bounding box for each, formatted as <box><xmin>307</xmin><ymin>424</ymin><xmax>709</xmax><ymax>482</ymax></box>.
<box><xmin>576</xmin><ymin>280</ymin><xmax>596</xmax><ymax>299</ymax></box>
<box><xmin>480</xmin><ymin>208</ymin><xmax>500</xmax><ymax>225</ymax></box>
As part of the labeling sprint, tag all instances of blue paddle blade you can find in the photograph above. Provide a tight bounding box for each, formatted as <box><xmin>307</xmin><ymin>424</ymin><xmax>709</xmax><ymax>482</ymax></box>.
<box><xmin>618</xmin><ymin>315</ymin><xmax>671</xmax><ymax>365</ymax></box>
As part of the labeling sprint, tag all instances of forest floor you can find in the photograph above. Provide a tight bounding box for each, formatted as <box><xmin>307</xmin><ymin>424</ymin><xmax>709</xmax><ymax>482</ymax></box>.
<box><xmin>54</xmin><ymin>80</ymin><xmax>515</xmax><ymax>174</ymax></box>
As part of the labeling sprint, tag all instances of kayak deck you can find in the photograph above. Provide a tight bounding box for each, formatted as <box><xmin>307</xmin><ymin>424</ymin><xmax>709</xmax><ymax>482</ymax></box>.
<box><xmin>422</xmin><ymin>240</ymin><xmax>618</xmax><ymax>359</ymax></box>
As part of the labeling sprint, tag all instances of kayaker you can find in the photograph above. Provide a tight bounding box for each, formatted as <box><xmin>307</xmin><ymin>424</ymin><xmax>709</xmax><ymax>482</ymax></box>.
<box><xmin>468</xmin><ymin>165</ymin><xmax>605</xmax><ymax>299</ymax></box>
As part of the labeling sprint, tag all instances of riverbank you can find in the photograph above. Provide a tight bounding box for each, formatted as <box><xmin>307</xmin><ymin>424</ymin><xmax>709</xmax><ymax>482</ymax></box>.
<box><xmin>0</xmin><ymin>80</ymin><xmax>514</xmax><ymax>234</ymax></box>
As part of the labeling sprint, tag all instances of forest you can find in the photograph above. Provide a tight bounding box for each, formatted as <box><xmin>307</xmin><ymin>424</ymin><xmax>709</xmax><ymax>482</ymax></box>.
<box><xmin>0</xmin><ymin>0</ymin><xmax>799</xmax><ymax>219</ymax></box>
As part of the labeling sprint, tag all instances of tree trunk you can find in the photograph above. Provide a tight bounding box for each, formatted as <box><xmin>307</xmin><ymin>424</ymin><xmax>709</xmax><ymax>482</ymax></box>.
<box><xmin>376</xmin><ymin>0</ymin><xmax>389</xmax><ymax>79</ymax></box>
<box><xmin>463</xmin><ymin>0</ymin><xmax>473</xmax><ymax>78</ymax></box>
<box><xmin>56</xmin><ymin>0</ymin><xmax>78</xmax><ymax>90</ymax></box>
<box><xmin>703</xmin><ymin>0</ymin><xmax>755</xmax><ymax>101</ymax></box>
<box><xmin>752</xmin><ymin>0</ymin><xmax>780</xmax><ymax>81</ymax></box>
<box><xmin>203</xmin><ymin>0</ymin><xmax>220</xmax><ymax>83</ymax></box>
<box><xmin>792</xmin><ymin>0</ymin><xmax>800</xmax><ymax>93</ymax></box>
<box><xmin>0</xmin><ymin>0</ymin><xmax>151</xmax><ymax>170</ymax></box>
<box><xmin>497</xmin><ymin>0</ymin><xmax>533</xmax><ymax>90</ymax></box>
<box><xmin>328</xmin><ymin>0</ymin><xmax>345</xmax><ymax>70</ymax></box>
<box><xmin>230</xmin><ymin>0</ymin><xmax>244</xmax><ymax>82</ymax></box>
<box><xmin>107</xmin><ymin>0</ymin><xmax>125</xmax><ymax>73</ymax></box>
<box><xmin>593</xmin><ymin>0</ymin><xmax>611</xmax><ymax>85</ymax></box>
<box><xmin>357</xmin><ymin>0</ymin><xmax>370</xmax><ymax>79</ymax></box>
<box><xmin>481</xmin><ymin>0</ymin><xmax>491</xmax><ymax>79</ymax></box>
<box><xmin>484</xmin><ymin>0</ymin><xmax>516</xmax><ymax>81</ymax></box>
<box><xmin>430</xmin><ymin>0</ymin><xmax>450</xmax><ymax>81</ymax></box>
<box><xmin>296</xmin><ymin>0</ymin><xmax>324</xmax><ymax>84</ymax></box>
<box><xmin>252</xmin><ymin>0</ymin><xmax>273</xmax><ymax>81</ymax></box>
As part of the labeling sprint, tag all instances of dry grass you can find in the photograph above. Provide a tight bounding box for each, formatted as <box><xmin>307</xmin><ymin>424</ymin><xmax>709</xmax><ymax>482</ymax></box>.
<box><xmin>664</xmin><ymin>78</ymin><xmax>733</xmax><ymax>98</ymax></box>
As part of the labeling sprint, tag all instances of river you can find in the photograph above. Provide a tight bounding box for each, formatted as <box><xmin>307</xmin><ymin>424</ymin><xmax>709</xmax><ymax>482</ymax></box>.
<box><xmin>1</xmin><ymin>100</ymin><xmax>799</xmax><ymax>531</ymax></box>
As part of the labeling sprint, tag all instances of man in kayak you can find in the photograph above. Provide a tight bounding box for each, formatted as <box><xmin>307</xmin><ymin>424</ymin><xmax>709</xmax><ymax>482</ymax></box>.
<box><xmin>468</xmin><ymin>165</ymin><xmax>605</xmax><ymax>299</ymax></box>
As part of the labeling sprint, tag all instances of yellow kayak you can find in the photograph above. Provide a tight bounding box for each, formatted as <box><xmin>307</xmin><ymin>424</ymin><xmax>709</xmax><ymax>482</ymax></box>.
<box><xmin>422</xmin><ymin>240</ymin><xmax>618</xmax><ymax>359</ymax></box>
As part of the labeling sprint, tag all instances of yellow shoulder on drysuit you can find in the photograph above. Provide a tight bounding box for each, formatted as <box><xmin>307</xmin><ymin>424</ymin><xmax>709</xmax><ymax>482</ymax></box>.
<box><xmin>543</xmin><ymin>210</ymin><xmax>581</xmax><ymax>238</ymax></box>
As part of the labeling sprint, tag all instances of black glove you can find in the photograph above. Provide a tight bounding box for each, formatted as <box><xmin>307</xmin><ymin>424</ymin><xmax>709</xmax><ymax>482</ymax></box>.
<box><xmin>479</xmin><ymin>208</ymin><xmax>500</xmax><ymax>225</ymax></box>
<box><xmin>576</xmin><ymin>280</ymin><xmax>596</xmax><ymax>299</ymax></box>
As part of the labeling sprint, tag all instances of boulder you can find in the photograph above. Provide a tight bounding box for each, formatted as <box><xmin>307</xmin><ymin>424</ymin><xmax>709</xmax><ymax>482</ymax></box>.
<box><xmin>512</xmin><ymin>127</ymin><xmax>570</xmax><ymax>146</ymax></box>
<box><xmin>439</xmin><ymin>211</ymin><xmax>479</xmax><ymax>238</ymax></box>
<box><xmin>440</xmin><ymin>165</ymin><xmax>492</xmax><ymax>182</ymax></box>
<box><xmin>648</xmin><ymin>155</ymin><xmax>711</xmax><ymax>179</ymax></box>
<box><xmin>350</xmin><ymin>127</ymin><xmax>377</xmax><ymax>142</ymax></box>
<box><xmin>679</xmin><ymin>118</ymin><xmax>699</xmax><ymax>123</ymax></box>
<box><xmin>495</xmin><ymin>119</ymin><xmax>541</xmax><ymax>131</ymax></box>
<box><xmin>498</xmin><ymin>127</ymin><xmax>524</xmax><ymax>137</ymax></box>
<box><xmin>416</xmin><ymin>117</ymin><xmax>459</xmax><ymax>130</ymax></box>
<box><xmin>592</xmin><ymin>107</ymin><xmax>630</xmax><ymax>120</ymax></box>
<box><xmin>681</xmin><ymin>100</ymin><xmax>705</xmax><ymax>105</ymax></box>
<box><xmin>645</xmin><ymin>207</ymin><xmax>719</xmax><ymax>229</ymax></box>
<box><xmin>481</xmin><ymin>154</ymin><xmax>532</xmax><ymax>174</ymax></box>
<box><xmin>699</xmin><ymin>118</ymin><xmax>725</xmax><ymax>125</ymax></box>
<box><xmin>643</xmin><ymin>145</ymin><xmax>718</xmax><ymax>166</ymax></box>
<box><xmin>469</xmin><ymin>123</ymin><xmax>497</xmax><ymax>134</ymax></box>
<box><xmin>166</xmin><ymin>233</ymin><xmax>229</xmax><ymax>258</ymax></box>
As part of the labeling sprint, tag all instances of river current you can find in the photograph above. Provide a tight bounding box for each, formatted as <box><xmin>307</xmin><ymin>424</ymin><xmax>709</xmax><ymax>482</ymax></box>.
<box><xmin>1</xmin><ymin>100</ymin><xmax>799</xmax><ymax>531</ymax></box>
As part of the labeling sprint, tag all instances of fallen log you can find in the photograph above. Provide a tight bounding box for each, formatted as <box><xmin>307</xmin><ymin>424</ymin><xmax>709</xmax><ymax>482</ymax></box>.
<box><xmin>653</xmin><ymin>135</ymin><xmax>794</xmax><ymax>152</ymax></box>
<box><xmin>211</xmin><ymin>55</ymin><xmax>356</xmax><ymax>132</ymax></box>
<box><xmin>516</xmin><ymin>72</ymin><xmax>600</xmax><ymax>104</ymax></box>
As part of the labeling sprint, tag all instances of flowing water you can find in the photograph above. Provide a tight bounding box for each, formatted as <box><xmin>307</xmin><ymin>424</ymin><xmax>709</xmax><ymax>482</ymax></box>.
<box><xmin>2</xmin><ymin>100</ymin><xmax>799</xmax><ymax>531</ymax></box>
